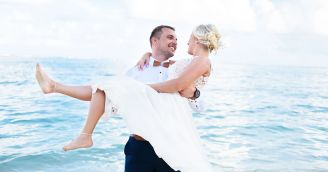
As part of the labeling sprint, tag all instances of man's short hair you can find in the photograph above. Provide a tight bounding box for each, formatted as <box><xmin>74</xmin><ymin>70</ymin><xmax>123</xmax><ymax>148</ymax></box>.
<box><xmin>149</xmin><ymin>25</ymin><xmax>175</xmax><ymax>47</ymax></box>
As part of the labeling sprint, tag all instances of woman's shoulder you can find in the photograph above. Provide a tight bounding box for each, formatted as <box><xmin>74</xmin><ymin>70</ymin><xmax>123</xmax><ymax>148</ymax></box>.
<box><xmin>191</xmin><ymin>56</ymin><xmax>212</xmax><ymax>77</ymax></box>
<box><xmin>193</xmin><ymin>55</ymin><xmax>210</xmax><ymax>62</ymax></box>
<box><xmin>175</xmin><ymin>56</ymin><xmax>205</xmax><ymax>64</ymax></box>
<box><xmin>172</xmin><ymin>58</ymin><xmax>192</xmax><ymax>67</ymax></box>
<box><xmin>190</xmin><ymin>56</ymin><xmax>211</xmax><ymax>69</ymax></box>
<box><xmin>173</xmin><ymin>56</ymin><xmax>210</xmax><ymax>70</ymax></box>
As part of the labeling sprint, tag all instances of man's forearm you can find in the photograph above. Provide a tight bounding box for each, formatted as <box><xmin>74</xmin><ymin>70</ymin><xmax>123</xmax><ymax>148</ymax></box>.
<box><xmin>179</xmin><ymin>86</ymin><xmax>196</xmax><ymax>98</ymax></box>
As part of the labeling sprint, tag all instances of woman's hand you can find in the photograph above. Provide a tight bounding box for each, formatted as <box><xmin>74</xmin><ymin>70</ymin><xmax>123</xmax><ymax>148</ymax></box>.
<box><xmin>136</xmin><ymin>52</ymin><xmax>152</xmax><ymax>70</ymax></box>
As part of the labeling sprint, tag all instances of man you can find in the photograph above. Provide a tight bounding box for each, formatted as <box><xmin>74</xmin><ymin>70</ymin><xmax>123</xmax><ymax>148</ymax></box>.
<box><xmin>124</xmin><ymin>25</ymin><xmax>200</xmax><ymax>172</ymax></box>
<box><xmin>34</xmin><ymin>24</ymin><xmax>201</xmax><ymax>171</ymax></box>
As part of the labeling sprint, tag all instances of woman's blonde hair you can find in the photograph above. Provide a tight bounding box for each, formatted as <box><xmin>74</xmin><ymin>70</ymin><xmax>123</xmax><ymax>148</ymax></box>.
<box><xmin>192</xmin><ymin>24</ymin><xmax>221</xmax><ymax>53</ymax></box>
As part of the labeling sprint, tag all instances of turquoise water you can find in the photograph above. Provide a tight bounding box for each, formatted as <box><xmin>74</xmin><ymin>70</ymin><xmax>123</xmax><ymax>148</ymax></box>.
<box><xmin>1</xmin><ymin>58</ymin><xmax>328</xmax><ymax>172</ymax></box>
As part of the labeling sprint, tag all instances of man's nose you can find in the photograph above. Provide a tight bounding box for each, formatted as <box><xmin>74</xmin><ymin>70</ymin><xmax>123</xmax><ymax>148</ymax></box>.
<box><xmin>173</xmin><ymin>38</ymin><xmax>177</xmax><ymax>44</ymax></box>
<box><xmin>172</xmin><ymin>40</ymin><xmax>177</xmax><ymax>46</ymax></box>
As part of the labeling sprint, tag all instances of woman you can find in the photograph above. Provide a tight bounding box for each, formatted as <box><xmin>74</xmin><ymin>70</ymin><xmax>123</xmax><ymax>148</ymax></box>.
<box><xmin>36</xmin><ymin>24</ymin><xmax>220</xmax><ymax>172</ymax></box>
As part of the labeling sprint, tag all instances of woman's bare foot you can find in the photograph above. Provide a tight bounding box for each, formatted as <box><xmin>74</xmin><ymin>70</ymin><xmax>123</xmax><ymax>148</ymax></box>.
<box><xmin>35</xmin><ymin>64</ymin><xmax>56</xmax><ymax>94</ymax></box>
<box><xmin>63</xmin><ymin>133</ymin><xmax>93</xmax><ymax>151</ymax></box>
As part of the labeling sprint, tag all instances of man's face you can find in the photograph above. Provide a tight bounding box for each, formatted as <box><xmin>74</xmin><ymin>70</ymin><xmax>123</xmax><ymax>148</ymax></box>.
<box><xmin>156</xmin><ymin>28</ymin><xmax>177</xmax><ymax>58</ymax></box>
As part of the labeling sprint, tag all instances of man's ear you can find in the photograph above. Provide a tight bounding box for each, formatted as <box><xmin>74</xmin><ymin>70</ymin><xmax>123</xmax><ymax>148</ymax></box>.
<box><xmin>151</xmin><ymin>37</ymin><xmax>158</xmax><ymax>47</ymax></box>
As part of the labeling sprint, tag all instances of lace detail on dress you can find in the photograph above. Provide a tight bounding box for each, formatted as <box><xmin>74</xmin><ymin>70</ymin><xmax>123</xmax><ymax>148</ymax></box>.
<box><xmin>194</xmin><ymin>75</ymin><xmax>209</xmax><ymax>89</ymax></box>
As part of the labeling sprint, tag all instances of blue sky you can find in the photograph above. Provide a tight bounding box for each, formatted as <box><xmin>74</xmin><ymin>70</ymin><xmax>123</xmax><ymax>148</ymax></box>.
<box><xmin>0</xmin><ymin>0</ymin><xmax>327</xmax><ymax>67</ymax></box>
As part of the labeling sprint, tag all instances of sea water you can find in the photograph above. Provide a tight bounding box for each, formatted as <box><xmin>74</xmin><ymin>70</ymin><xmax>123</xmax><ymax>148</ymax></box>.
<box><xmin>0</xmin><ymin>58</ymin><xmax>327</xmax><ymax>171</ymax></box>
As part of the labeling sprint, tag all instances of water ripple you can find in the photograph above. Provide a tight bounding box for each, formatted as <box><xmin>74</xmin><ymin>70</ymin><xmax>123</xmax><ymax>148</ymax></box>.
<box><xmin>1</xmin><ymin>59</ymin><xmax>328</xmax><ymax>171</ymax></box>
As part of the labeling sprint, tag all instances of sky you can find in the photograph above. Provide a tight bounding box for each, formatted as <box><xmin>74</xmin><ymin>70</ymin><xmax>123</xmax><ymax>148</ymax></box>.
<box><xmin>0</xmin><ymin>0</ymin><xmax>327</xmax><ymax>67</ymax></box>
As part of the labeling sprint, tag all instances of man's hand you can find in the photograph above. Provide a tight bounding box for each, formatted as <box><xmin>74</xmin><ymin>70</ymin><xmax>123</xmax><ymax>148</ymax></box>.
<box><xmin>179</xmin><ymin>85</ymin><xmax>196</xmax><ymax>98</ymax></box>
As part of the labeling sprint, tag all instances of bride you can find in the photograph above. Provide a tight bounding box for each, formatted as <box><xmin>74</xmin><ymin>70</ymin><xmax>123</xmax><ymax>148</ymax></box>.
<box><xmin>36</xmin><ymin>24</ymin><xmax>220</xmax><ymax>172</ymax></box>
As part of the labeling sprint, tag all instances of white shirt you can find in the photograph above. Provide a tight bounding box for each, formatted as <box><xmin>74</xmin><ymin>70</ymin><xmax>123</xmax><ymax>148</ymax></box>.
<box><xmin>125</xmin><ymin>56</ymin><xmax>204</xmax><ymax>112</ymax></box>
<box><xmin>125</xmin><ymin>57</ymin><xmax>169</xmax><ymax>83</ymax></box>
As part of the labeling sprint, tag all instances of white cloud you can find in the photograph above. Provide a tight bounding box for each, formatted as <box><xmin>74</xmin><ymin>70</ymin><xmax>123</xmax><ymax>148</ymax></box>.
<box><xmin>0</xmin><ymin>0</ymin><xmax>327</xmax><ymax>67</ymax></box>
<box><xmin>0</xmin><ymin>0</ymin><xmax>131</xmax><ymax>58</ymax></box>
<box><xmin>124</xmin><ymin>0</ymin><xmax>257</xmax><ymax>32</ymax></box>
<box><xmin>314</xmin><ymin>0</ymin><xmax>328</xmax><ymax>35</ymax></box>
<box><xmin>252</xmin><ymin>0</ymin><xmax>287</xmax><ymax>33</ymax></box>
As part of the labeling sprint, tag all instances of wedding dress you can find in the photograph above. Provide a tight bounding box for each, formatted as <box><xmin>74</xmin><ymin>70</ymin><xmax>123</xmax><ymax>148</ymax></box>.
<box><xmin>92</xmin><ymin>57</ymin><xmax>212</xmax><ymax>172</ymax></box>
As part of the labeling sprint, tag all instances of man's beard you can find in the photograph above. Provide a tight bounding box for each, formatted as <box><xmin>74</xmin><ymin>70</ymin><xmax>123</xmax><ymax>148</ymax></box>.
<box><xmin>160</xmin><ymin>49</ymin><xmax>174</xmax><ymax>59</ymax></box>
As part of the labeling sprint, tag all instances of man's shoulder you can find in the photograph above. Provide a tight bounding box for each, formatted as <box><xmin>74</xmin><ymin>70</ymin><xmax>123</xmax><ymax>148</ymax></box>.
<box><xmin>125</xmin><ymin>65</ymin><xmax>156</xmax><ymax>78</ymax></box>
<box><xmin>125</xmin><ymin>66</ymin><xmax>138</xmax><ymax>76</ymax></box>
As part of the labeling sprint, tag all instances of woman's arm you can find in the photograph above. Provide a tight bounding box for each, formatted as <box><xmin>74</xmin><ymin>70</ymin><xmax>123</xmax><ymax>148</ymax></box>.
<box><xmin>136</xmin><ymin>52</ymin><xmax>151</xmax><ymax>70</ymax></box>
<box><xmin>149</xmin><ymin>57</ymin><xmax>210</xmax><ymax>93</ymax></box>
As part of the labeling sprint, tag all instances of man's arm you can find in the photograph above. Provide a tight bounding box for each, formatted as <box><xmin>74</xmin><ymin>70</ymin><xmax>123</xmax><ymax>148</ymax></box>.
<box><xmin>179</xmin><ymin>85</ymin><xmax>196</xmax><ymax>98</ymax></box>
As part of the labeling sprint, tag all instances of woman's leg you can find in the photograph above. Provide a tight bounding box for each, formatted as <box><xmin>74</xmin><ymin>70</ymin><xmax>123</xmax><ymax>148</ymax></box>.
<box><xmin>36</xmin><ymin>64</ymin><xmax>92</xmax><ymax>101</ymax></box>
<box><xmin>63</xmin><ymin>89</ymin><xmax>106</xmax><ymax>151</ymax></box>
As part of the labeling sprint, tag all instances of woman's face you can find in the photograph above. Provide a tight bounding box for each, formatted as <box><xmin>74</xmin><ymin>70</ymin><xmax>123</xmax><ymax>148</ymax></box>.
<box><xmin>187</xmin><ymin>34</ymin><xmax>197</xmax><ymax>55</ymax></box>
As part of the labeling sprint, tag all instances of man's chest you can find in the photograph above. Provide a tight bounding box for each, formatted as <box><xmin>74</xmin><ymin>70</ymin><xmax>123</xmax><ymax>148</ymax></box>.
<box><xmin>129</xmin><ymin>67</ymin><xmax>169</xmax><ymax>84</ymax></box>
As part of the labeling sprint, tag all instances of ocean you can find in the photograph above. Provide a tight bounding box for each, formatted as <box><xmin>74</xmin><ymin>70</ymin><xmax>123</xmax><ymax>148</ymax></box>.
<box><xmin>0</xmin><ymin>58</ymin><xmax>327</xmax><ymax>172</ymax></box>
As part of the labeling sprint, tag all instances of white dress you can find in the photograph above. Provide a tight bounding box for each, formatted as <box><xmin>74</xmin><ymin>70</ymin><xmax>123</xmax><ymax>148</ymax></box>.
<box><xmin>92</xmin><ymin>58</ymin><xmax>212</xmax><ymax>172</ymax></box>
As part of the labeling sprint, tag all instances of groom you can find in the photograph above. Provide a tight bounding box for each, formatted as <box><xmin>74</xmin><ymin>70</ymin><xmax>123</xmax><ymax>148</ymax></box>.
<box><xmin>123</xmin><ymin>25</ymin><xmax>199</xmax><ymax>172</ymax></box>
